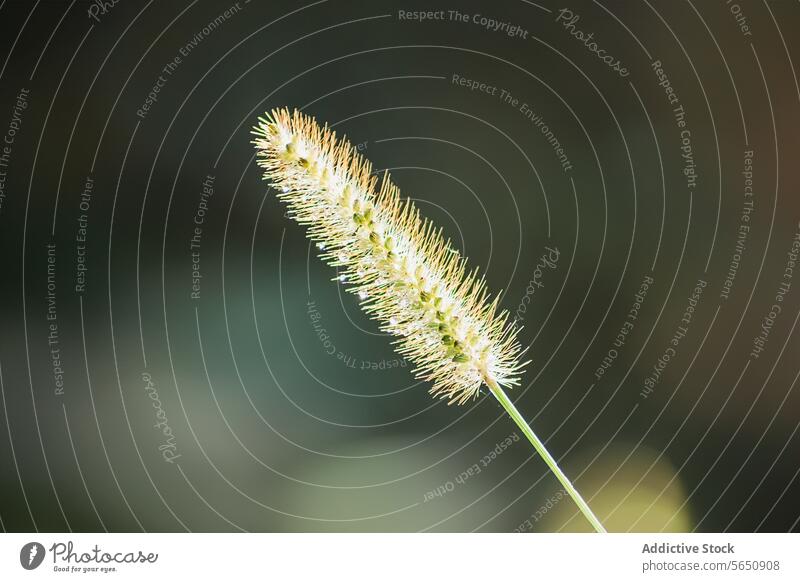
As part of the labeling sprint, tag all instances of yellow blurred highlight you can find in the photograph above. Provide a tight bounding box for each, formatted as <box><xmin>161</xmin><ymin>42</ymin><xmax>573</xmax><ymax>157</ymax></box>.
<box><xmin>538</xmin><ymin>445</ymin><xmax>692</xmax><ymax>532</ymax></box>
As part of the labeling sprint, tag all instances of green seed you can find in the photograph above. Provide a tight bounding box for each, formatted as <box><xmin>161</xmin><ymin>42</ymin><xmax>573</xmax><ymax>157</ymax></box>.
<box><xmin>441</xmin><ymin>335</ymin><xmax>454</xmax><ymax>345</ymax></box>
<box><xmin>452</xmin><ymin>353</ymin><xmax>469</xmax><ymax>363</ymax></box>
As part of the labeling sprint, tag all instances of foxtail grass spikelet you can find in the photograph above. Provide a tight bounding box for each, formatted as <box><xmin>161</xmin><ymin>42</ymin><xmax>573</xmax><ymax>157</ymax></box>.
<box><xmin>252</xmin><ymin>108</ymin><xmax>526</xmax><ymax>404</ymax></box>
<box><xmin>252</xmin><ymin>108</ymin><xmax>606</xmax><ymax>532</ymax></box>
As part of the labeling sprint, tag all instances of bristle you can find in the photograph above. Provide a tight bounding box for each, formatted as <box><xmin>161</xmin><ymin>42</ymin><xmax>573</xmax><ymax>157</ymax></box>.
<box><xmin>251</xmin><ymin>108</ymin><xmax>528</xmax><ymax>404</ymax></box>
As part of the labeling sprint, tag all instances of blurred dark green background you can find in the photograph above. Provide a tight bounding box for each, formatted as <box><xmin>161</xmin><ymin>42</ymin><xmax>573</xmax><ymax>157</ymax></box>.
<box><xmin>0</xmin><ymin>0</ymin><xmax>798</xmax><ymax>532</ymax></box>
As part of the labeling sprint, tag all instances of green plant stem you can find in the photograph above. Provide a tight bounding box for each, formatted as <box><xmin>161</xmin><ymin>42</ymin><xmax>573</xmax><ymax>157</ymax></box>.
<box><xmin>485</xmin><ymin>378</ymin><xmax>607</xmax><ymax>533</ymax></box>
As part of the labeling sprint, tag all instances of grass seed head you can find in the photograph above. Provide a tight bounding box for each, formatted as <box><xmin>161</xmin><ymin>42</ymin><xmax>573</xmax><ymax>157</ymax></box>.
<box><xmin>252</xmin><ymin>108</ymin><xmax>528</xmax><ymax>404</ymax></box>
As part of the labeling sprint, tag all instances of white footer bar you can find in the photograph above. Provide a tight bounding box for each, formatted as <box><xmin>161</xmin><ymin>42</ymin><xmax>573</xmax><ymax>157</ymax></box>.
<box><xmin>1</xmin><ymin>533</ymin><xmax>797</xmax><ymax>581</ymax></box>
